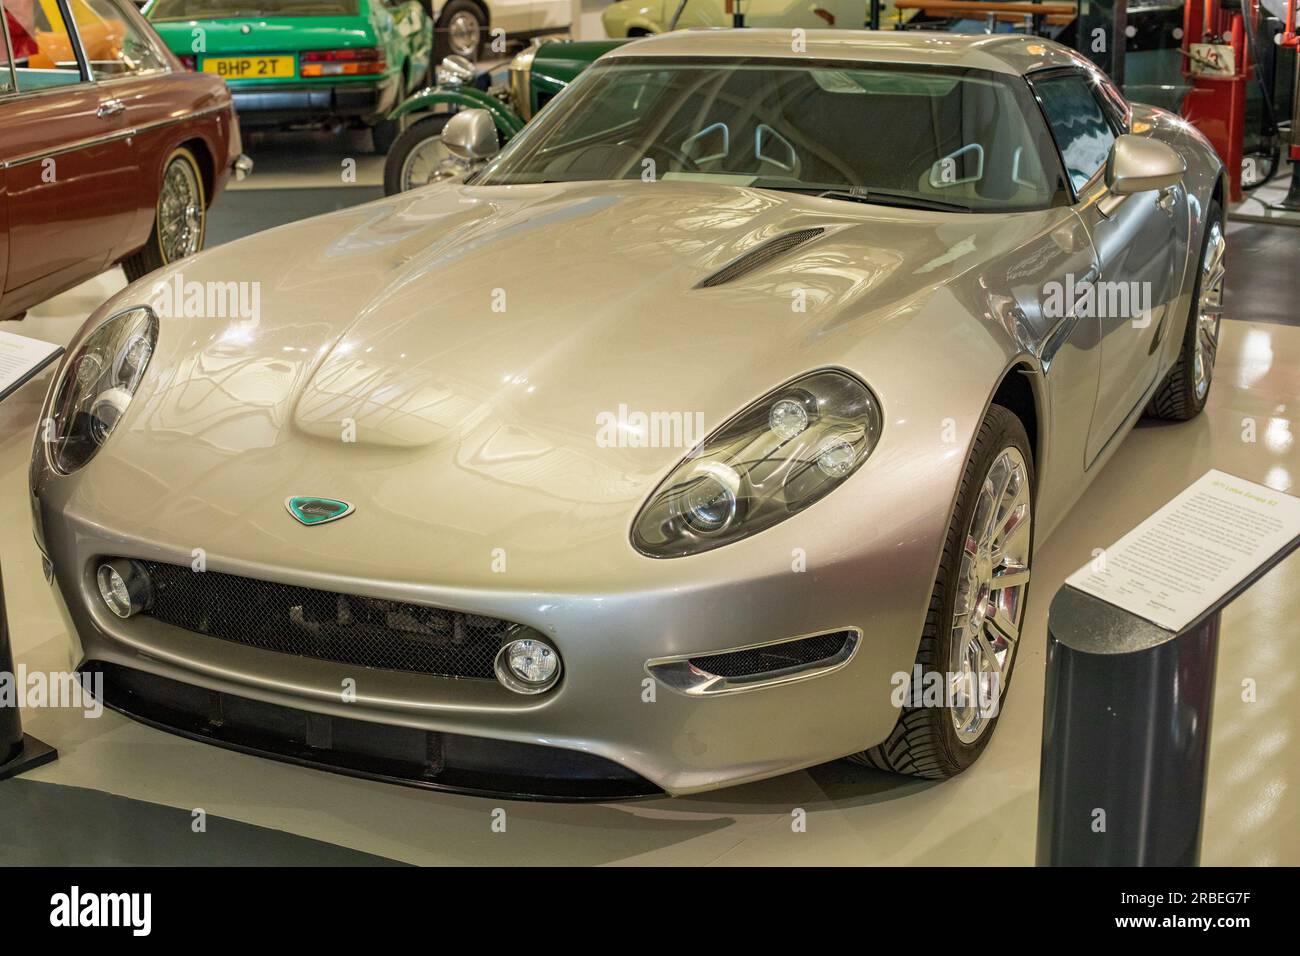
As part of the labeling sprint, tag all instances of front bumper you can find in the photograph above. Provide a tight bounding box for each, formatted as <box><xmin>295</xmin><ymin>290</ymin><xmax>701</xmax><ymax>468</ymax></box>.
<box><xmin>231</xmin><ymin>77</ymin><xmax>399</xmax><ymax>126</ymax></box>
<box><xmin>33</xmin><ymin>467</ymin><xmax>944</xmax><ymax>798</ymax></box>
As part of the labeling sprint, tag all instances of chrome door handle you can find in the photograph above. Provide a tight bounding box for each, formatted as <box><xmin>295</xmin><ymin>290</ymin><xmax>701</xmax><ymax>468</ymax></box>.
<box><xmin>96</xmin><ymin>99</ymin><xmax>125</xmax><ymax>118</ymax></box>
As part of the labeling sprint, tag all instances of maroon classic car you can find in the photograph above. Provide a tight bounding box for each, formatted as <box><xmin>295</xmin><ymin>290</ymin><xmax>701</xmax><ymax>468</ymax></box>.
<box><xmin>0</xmin><ymin>0</ymin><xmax>250</xmax><ymax>321</ymax></box>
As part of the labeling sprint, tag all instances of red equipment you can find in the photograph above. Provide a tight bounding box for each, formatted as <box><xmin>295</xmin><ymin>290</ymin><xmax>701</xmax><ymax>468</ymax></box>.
<box><xmin>1180</xmin><ymin>0</ymin><xmax>1253</xmax><ymax>202</ymax></box>
<box><xmin>1279</xmin><ymin>0</ymin><xmax>1300</xmax><ymax>167</ymax></box>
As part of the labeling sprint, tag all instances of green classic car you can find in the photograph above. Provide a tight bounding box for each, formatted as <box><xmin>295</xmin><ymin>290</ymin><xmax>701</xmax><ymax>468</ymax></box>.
<box><xmin>603</xmin><ymin>0</ymin><xmax>886</xmax><ymax>37</ymax></box>
<box><xmin>145</xmin><ymin>0</ymin><xmax>433</xmax><ymax>151</ymax></box>
<box><xmin>383</xmin><ymin>39</ymin><xmax>618</xmax><ymax>193</ymax></box>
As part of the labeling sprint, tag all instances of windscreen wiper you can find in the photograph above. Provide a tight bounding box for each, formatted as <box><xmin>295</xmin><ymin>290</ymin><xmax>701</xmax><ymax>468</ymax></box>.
<box><xmin>814</xmin><ymin>188</ymin><xmax>972</xmax><ymax>213</ymax></box>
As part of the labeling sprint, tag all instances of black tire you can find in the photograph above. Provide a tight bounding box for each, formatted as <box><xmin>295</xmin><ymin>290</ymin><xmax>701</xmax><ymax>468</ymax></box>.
<box><xmin>1143</xmin><ymin>200</ymin><xmax>1224</xmax><ymax>422</ymax></box>
<box><xmin>122</xmin><ymin>146</ymin><xmax>207</xmax><ymax>283</ymax></box>
<box><xmin>382</xmin><ymin>114</ymin><xmax>451</xmax><ymax>195</ymax></box>
<box><xmin>434</xmin><ymin>0</ymin><xmax>485</xmax><ymax>62</ymax></box>
<box><xmin>850</xmin><ymin>404</ymin><xmax>1034</xmax><ymax>779</ymax></box>
<box><xmin>371</xmin><ymin>117</ymin><xmax>401</xmax><ymax>155</ymax></box>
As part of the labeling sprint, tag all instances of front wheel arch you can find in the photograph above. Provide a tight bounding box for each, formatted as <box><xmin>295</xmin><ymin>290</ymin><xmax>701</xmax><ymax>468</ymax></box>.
<box><xmin>164</xmin><ymin>137</ymin><xmax>215</xmax><ymax>209</ymax></box>
<box><xmin>122</xmin><ymin>145</ymin><xmax>208</xmax><ymax>283</ymax></box>
<box><xmin>851</xmin><ymin>403</ymin><xmax>1036</xmax><ymax>777</ymax></box>
<box><xmin>989</xmin><ymin>362</ymin><xmax>1041</xmax><ymax>469</ymax></box>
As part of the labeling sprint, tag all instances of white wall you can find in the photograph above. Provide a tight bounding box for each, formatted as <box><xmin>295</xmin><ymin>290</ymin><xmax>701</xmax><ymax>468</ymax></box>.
<box><xmin>574</xmin><ymin>0</ymin><xmax>610</xmax><ymax>40</ymax></box>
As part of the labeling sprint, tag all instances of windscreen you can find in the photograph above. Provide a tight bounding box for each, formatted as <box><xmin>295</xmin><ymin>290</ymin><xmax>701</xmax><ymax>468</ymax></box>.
<box><xmin>477</xmin><ymin>58</ymin><xmax>1068</xmax><ymax>212</ymax></box>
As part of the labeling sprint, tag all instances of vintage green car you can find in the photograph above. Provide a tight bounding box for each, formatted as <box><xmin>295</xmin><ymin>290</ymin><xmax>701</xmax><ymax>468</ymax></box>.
<box><xmin>382</xmin><ymin>38</ymin><xmax>617</xmax><ymax>193</ymax></box>
<box><xmin>379</xmin><ymin>0</ymin><xmax>890</xmax><ymax>193</ymax></box>
<box><xmin>145</xmin><ymin>0</ymin><xmax>433</xmax><ymax>151</ymax></box>
<box><xmin>603</xmin><ymin>0</ymin><xmax>885</xmax><ymax>37</ymax></box>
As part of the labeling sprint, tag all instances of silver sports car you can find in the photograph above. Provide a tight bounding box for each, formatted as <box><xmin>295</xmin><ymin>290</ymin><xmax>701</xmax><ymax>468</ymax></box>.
<box><xmin>32</xmin><ymin>30</ymin><xmax>1225</xmax><ymax>798</ymax></box>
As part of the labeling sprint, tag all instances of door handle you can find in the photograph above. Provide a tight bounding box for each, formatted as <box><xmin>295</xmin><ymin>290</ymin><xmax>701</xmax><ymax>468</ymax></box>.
<box><xmin>96</xmin><ymin>99</ymin><xmax>125</xmax><ymax>119</ymax></box>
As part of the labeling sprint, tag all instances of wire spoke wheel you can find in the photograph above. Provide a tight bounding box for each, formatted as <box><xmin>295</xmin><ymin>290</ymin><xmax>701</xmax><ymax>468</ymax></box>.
<box><xmin>158</xmin><ymin>156</ymin><xmax>203</xmax><ymax>263</ymax></box>
<box><xmin>401</xmin><ymin>132</ymin><xmax>455</xmax><ymax>191</ymax></box>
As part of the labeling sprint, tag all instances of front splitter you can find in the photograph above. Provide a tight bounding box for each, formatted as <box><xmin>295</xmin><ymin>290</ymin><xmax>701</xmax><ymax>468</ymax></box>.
<box><xmin>79</xmin><ymin>660</ymin><xmax>661</xmax><ymax>802</ymax></box>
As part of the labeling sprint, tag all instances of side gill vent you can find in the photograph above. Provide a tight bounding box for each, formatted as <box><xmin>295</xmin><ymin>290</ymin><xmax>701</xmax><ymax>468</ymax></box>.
<box><xmin>695</xmin><ymin>227</ymin><xmax>826</xmax><ymax>289</ymax></box>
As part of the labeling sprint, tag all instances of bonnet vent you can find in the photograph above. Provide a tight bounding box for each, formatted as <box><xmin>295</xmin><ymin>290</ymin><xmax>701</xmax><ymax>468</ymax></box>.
<box><xmin>695</xmin><ymin>228</ymin><xmax>826</xmax><ymax>289</ymax></box>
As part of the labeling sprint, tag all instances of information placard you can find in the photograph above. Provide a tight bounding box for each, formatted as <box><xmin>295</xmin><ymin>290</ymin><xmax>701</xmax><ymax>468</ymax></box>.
<box><xmin>0</xmin><ymin>331</ymin><xmax>62</xmax><ymax>404</ymax></box>
<box><xmin>1066</xmin><ymin>469</ymin><xmax>1300</xmax><ymax>632</ymax></box>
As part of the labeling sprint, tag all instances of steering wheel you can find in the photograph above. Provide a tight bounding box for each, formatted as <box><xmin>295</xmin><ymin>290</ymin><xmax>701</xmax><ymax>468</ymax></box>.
<box><xmin>618</xmin><ymin>138</ymin><xmax>701</xmax><ymax>174</ymax></box>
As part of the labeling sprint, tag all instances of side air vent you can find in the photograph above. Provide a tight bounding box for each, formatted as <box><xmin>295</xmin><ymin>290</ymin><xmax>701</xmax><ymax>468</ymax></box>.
<box><xmin>695</xmin><ymin>228</ymin><xmax>826</xmax><ymax>288</ymax></box>
<box><xmin>645</xmin><ymin>629</ymin><xmax>859</xmax><ymax>697</ymax></box>
<box><xmin>688</xmin><ymin>630</ymin><xmax>854</xmax><ymax>678</ymax></box>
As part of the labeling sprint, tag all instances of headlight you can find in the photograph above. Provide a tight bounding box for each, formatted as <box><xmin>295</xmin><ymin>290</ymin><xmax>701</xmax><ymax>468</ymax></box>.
<box><xmin>508</xmin><ymin>44</ymin><xmax>537</xmax><ymax>120</ymax></box>
<box><xmin>632</xmin><ymin>370</ymin><xmax>882</xmax><ymax>558</ymax></box>
<box><xmin>45</xmin><ymin>307</ymin><xmax>158</xmax><ymax>475</ymax></box>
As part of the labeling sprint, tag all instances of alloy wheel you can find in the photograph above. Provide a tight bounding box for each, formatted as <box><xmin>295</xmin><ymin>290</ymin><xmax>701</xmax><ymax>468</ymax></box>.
<box><xmin>1193</xmin><ymin>220</ymin><xmax>1225</xmax><ymax>402</ymax></box>
<box><xmin>949</xmin><ymin>445</ymin><xmax>1032</xmax><ymax>743</ymax></box>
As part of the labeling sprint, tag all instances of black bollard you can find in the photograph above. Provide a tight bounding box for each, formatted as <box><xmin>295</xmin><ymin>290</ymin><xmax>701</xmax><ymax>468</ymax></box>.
<box><xmin>1037</xmin><ymin>533</ymin><xmax>1298</xmax><ymax>866</ymax></box>
<box><xmin>0</xmin><ymin>563</ymin><xmax>58</xmax><ymax>781</ymax></box>
<box><xmin>1277</xmin><ymin>156</ymin><xmax>1300</xmax><ymax>211</ymax></box>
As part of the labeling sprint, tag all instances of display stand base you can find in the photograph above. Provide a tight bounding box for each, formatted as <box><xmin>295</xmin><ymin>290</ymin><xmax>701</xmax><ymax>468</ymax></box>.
<box><xmin>0</xmin><ymin>734</ymin><xmax>57</xmax><ymax>781</ymax></box>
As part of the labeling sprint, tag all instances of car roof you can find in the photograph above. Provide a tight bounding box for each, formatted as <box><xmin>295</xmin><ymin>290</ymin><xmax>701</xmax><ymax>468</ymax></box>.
<box><xmin>599</xmin><ymin>28</ymin><xmax>1094</xmax><ymax>77</ymax></box>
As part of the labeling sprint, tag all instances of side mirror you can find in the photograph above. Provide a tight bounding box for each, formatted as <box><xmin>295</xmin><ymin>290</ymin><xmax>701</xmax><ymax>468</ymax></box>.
<box><xmin>436</xmin><ymin>55</ymin><xmax>475</xmax><ymax>87</ymax></box>
<box><xmin>1105</xmin><ymin>134</ymin><xmax>1185</xmax><ymax>196</ymax></box>
<box><xmin>442</xmin><ymin>109</ymin><xmax>499</xmax><ymax>161</ymax></box>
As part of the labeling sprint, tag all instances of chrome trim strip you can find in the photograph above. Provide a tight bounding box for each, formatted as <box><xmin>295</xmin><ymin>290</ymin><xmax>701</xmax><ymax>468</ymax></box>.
<box><xmin>0</xmin><ymin>64</ymin><xmax>176</xmax><ymax>103</ymax></box>
<box><xmin>1</xmin><ymin>129</ymin><xmax>137</xmax><ymax>169</ymax></box>
<box><xmin>0</xmin><ymin>103</ymin><xmax>230</xmax><ymax>169</ymax></box>
<box><xmin>89</xmin><ymin>66</ymin><xmax>171</xmax><ymax>85</ymax></box>
<box><xmin>645</xmin><ymin>628</ymin><xmax>861</xmax><ymax>698</ymax></box>
<box><xmin>132</xmin><ymin>101</ymin><xmax>230</xmax><ymax>133</ymax></box>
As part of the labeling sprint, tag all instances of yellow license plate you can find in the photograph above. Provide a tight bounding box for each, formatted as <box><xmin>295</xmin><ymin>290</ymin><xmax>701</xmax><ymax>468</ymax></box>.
<box><xmin>202</xmin><ymin>56</ymin><xmax>295</xmax><ymax>79</ymax></box>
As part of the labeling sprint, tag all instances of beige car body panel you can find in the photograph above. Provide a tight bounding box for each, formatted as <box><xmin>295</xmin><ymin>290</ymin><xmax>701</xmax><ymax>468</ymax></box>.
<box><xmin>32</xmin><ymin>31</ymin><xmax>1224</xmax><ymax>795</ymax></box>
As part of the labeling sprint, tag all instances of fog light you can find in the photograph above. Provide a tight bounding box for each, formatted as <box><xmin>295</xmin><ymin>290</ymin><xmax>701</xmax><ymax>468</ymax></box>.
<box><xmin>96</xmin><ymin>559</ymin><xmax>152</xmax><ymax>618</ymax></box>
<box><xmin>494</xmin><ymin>628</ymin><xmax>561</xmax><ymax>695</ymax></box>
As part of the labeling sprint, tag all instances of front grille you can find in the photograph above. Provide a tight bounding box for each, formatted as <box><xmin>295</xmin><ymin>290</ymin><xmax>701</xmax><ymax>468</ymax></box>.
<box><xmin>688</xmin><ymin>630</ymin><xmax>854</xmax><ymax>679</ymax></box>
<box><xmin>132</xmin><ymin>560</ymin><xmax>513</xmax><ymax>679</ymax></box>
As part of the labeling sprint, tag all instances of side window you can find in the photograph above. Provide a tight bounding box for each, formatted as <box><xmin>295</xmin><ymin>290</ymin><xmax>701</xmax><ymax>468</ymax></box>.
<box><xmin>1</xmin><ymin>2</ymin><xmax>17</xmax><ymax>93</ymax></box>
<box><xmin>1033</xmin><ymin>72</ymin><xmax>1117</xmax><ymax>195</ymax></box>
<box><xmin>1092</xmin><ymin>73</ymin><xmax>1130</xmax><ymax>133</ymax></box>
<box><xmin>5</xmin><ymin>0</ymin><xmax>87</xmax><ymax>91</ymax></box>
<box><xmin>69</xmin><ymin>0</ymin><xmax>167</xmax><ymax>78</ymax></box>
